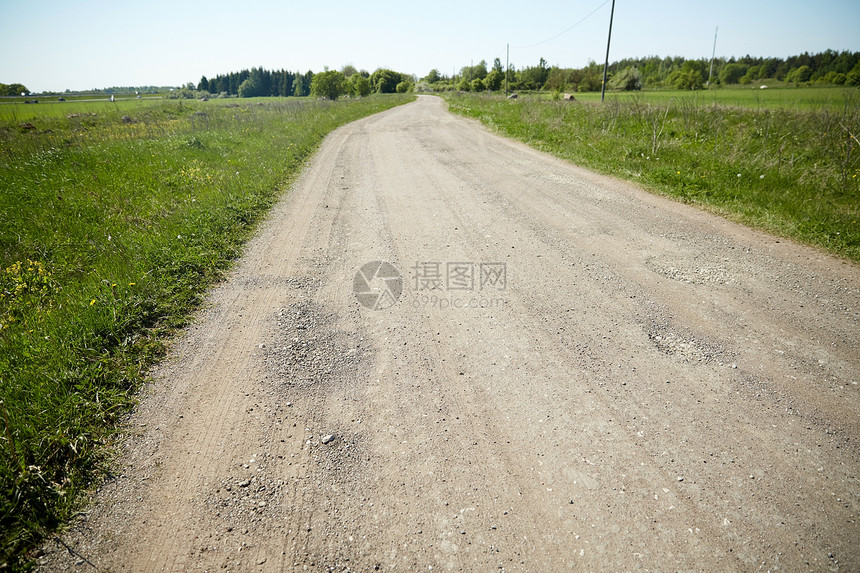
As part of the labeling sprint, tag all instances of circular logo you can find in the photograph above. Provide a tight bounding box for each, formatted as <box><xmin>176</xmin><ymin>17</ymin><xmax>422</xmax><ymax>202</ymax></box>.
<box><xmin>353</xmin><ymin>261</ymin><xmax>402</xmax><ymax>310</ymax></box>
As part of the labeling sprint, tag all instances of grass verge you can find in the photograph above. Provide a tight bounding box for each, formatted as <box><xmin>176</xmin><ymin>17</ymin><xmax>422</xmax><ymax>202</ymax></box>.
<box><xmin>444</xmin><ymin>91</ymin><xmax>860</xmax><ymax>263</ymax></box>
<box><xmin>0</xmin><ymin>94</ymin><xmax>414</xmax><ymax>568</ymax></box>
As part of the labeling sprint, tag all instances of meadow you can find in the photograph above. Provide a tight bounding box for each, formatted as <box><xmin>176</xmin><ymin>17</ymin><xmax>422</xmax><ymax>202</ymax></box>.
<box><xmin>446</xmin><ymin>87</ymin><xmax>860</xmax><ymax>262</ymax></box>
<box><xmin>559</xmin><ymin>85</ymin><xmax>858</xmax><ymax>110</ymax></box>
<box><xmin>0</xmin><ymin>93</ymin><xmax>414</xmax><ymax>566</ymax></box>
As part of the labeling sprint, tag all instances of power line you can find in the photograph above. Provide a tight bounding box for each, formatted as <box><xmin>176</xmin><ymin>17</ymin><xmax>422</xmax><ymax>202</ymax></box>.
<box><xmin>512</xmin><ymin>0</ymin><xmax>612</xmax><ymax>50</ymax></box>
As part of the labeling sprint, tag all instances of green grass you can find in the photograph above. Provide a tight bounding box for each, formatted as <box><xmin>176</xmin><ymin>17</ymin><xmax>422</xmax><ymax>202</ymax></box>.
<box><xmin>0</xmin><ymin>94</ymin><xmax>414</xmax><ymax>568</ymax></box>
<box><xmin>0</xmin><ymin>96</ymin><xmax>170</xmax><ymax>121</ymax></box>
<box><xmin>528</xmin><ymin>85</ymin><xmax>858</xmax><ymax>111</ymax></box>
<box><xmin>445</xmin><ymin>90</ymin><xmax>860</xmax><ymax>262</ymax></box>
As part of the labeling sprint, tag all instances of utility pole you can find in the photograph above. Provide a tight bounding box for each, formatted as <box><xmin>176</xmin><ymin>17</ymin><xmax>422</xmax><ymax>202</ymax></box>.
<box><xmin>505</xmin><ymin>43</ymin><xmax>510</xmax><ymax>97</ymax></box>
<box><xmin>707</xmin><ymin>26</ymin><xmax>719</xmax><ymax>87</ymax></box>
<box><xmin>600</xmin><ymin>0</ymin><xmax>616</xmax><ymax>103</ymax></box>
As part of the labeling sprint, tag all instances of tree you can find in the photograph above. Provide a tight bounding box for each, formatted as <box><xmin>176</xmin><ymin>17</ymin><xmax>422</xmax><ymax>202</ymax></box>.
<box><xmin>311</xmin><ymin>70</ymin><xmax>346</xmax><ymax>100</ymax></box>
<box><xmin>608</xmin><ymin>66</ymin><xmax>642</xmax><ymax>90</ymax></box>
<box><xmin>718</xmin><ymin>63</ymin><xmax>747</xmax><ymax>85</ymax></box>
<box><xmin>520</xmin><ymin>57</ymin><xmax>550</xmax><ymax>90</ymax></box>
<box><xmin>293</xmin><ymin>74</ymin><xmax>305</xmax><ymax>96</ymax></box>
<box><xmin>371</xmin><ymin>69</ymin><xmax>401</xmax><ymax>93</ymax></box>
<box><xmin>425</xmin><ymin>69</ymin><xmax>441</xmax><ymax>84</ymax></box>
<box><xmin>485</xmin><ymin>69</ymin><xmax>504</xmax><ymax>91</ymax></box>
<box><xmin>293</xmin><ymin>71</ymin><xmax>313</xmax><ymax>96</ymax></box>
<box><xmin>238</xmin><ymin>76</ymin><xmax>261</xmax><ymax>98</ymax></box>
<box><xmin>341</xmin><ymin>65</ymin><xmax>358</xmax><ymax>78</ymax></box>
<box><xmin>847</xmin><ymin>63</ymin><xmax>860</xmax><ymax>86</ymax></box>
<box><xmin>787</xmin><ymin>65</ymin><xmax>813</xmax><ymax>84</ymax></box>
<box><xmin>0</xmin><ymin>83</ymin><xmax>28</xmax><ymax>96</ymax></box>
<box><xmin>493</xmin><ymin>58</ymin><xmax>504</xmax><ymax>74</ymax></box>
<box><xmin>667</xmin><ymin>62</ymin><xmax>705</xmax><ymax>90</ymax></box>
<box><xmin>350</xmin><ymin>74</ymin><xmax>372</xmax><ymax>97</ymax></box>
<box><xmin>197</xmin><ymin>76</ymin><xmax>210</xmax><ymax>92</ymax></box>
<box><xmin>460</xmin><ymin>60</ymin><xmax>488</xmax><ymax>83</ymax></box>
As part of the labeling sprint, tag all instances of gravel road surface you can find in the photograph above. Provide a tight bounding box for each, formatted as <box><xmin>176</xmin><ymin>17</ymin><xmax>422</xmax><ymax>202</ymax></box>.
<box><xmin>37</xmin><ymin>95</ymin><xmax>859</xmax><ymax>572</ymax></box>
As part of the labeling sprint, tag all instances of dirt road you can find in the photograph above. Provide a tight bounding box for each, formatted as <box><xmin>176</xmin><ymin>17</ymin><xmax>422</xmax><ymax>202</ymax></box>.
<box><xmin>39</xmin><ymin>95</ymin><xmax>859</xmax><ymax>571</ymax></box>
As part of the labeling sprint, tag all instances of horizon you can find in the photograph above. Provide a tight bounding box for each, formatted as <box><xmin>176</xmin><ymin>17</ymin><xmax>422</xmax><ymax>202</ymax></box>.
<box><xmin>11</xmin><ymin>49</ymin><xmax>860</xmax><ymax>95</ymax></box>
<box><xmin>2</xmin><ymin>0</ymin><xmax>859</xmax><ymax>93</ymax></box>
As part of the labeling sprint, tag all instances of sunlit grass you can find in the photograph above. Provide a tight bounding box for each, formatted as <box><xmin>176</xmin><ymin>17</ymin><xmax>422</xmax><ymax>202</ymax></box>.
<box><xmin>445</xmin><ymin>91</ymin><xmax>860</xmax><ymax>262</ymax></box>
<box><xmin>0</xmin><ymin>94</ymin><xmax>414</xmax><ymax>568</ymax></box>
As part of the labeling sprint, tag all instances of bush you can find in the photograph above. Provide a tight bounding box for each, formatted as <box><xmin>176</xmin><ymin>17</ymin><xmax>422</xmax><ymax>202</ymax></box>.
<box><xmin>470</xmin><ymin>78</ymin><xmax>486</xmax><ymax>92</ymax></box>
<box><xmin>166</xmin><ymin>86</ymin><xmax>198</xmax><ymax>99</ymax></box>
<box><xmin>485</xmin><ymin>70</ymin><xmax>504</xmax><ymax>91</ymax></box>
<box><xmin>395</xmin><ymin>81</ymin><xmax>412</xmax><ymax>93</ymax></box>
<box><xmin>310</xmin><ymin>70</ymin><xmax>347</xmax><ymax>100</ymax></box>
<box><xmin>667</xmin><ymin>67</ymin><xmax>704</xmax><ymax>90</ymax></box>
<box><xmin>350</xmin><ymin>75</ymin><xmax>371</xmax><ymax>97</ymax></box>
<box><xmin>719</xmin><ymin>63</ymin><xmax>748</xmax><ymax>85</ymax></box>
<box><xmin>787</xmin><ymin>65</ymin><xmax>813</xmax><ymax>84</ymax></box>
<box><xmin>238</xmin><ymin>78</ymin><xmax>261</xmax><ymax>98</ymax></box>
<box><xmin>371</xmin><ymin>69</ymin><xmax>402</xmax><ymax>94</ymax></box>
<box><xmin>847</xmin><ymin>63</ymin><xmax>860</xmax><ymax>87</ymax></box>
<box><xmin>609</xmin><ymin>66</ymin><xmax>642</xmax><ymax>91</ymax></box>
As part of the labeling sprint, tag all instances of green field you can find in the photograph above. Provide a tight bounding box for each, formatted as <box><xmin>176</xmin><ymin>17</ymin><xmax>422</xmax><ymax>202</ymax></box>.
<box><xmin>545</xmin><ymin>85</ymin><xmax>858</xmax><ymax>111</ymax></box>
<box><xmin>0</xmin><ymin>94</ymin><xmax>414</xmax><ymax>567</ymax></box>
<box><xmin>446</xmin><ymin>88</ymin><xmax>860</xmax><ymax>262</ymax></box>
<box><xmin>0</xmin><ymin>95</ymin><xmax>169</xmax><ymax>120</ymax></box>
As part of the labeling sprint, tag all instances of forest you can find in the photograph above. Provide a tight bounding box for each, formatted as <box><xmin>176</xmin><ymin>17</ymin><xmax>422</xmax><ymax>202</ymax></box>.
<box><xmin>179</xmin><ymin>49</ymin><xmax>860</xmax><ymax>101</ymax></box>
<box><xmin>430</xmin><ymin>49</ymin><xmax>860</xmax><ymax>93</ymax></box>
<box><xmin>4</xmin><ymin>50</ymin><xmax>857</xmax><ymax>100</ymax></box>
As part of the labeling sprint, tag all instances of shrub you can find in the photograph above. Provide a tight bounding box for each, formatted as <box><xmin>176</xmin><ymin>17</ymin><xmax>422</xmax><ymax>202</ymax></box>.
<box><xmin>371</xmin><ymin>69</ymin><xmax>401</xmax><ymax>94</ymax></box>
<box><xmin>609</xmin><ymin>66</ymin><xmax>642</xmax><ymax>91</ymax></box>
<box><xmin>310</xmin><ymin>70</ymin><xmax>347</xmax><ymax>100</ymax></box>
<box><xmin>719</xmin><ymin>63</ymin><xmax>748</xmax><ymax>85</ymax></box>
<box><xmin>485</xmin><ymin>70</ymin><xmax>504</xmax><ymax>91</ymax></box>
<box><xmin>787</xmin><ymin>65</ymin><xmax>813</xmax><ymax>84</ymax></box>
<box><xmin>350</xmin><ymin>75</ymin><xmax>371</xmax><ymax>97</ymax></box>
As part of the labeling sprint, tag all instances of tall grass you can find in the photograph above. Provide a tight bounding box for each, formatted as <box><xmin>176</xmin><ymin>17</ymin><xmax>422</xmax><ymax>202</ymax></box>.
<box><xmin>547</xmin><ymin>85</ymin><xmax>859</xmax><ymax>111</ymax></box>
<box><xmin>446</xmin><ymin>91</ymin><xmax>860</xmax><ymax>262</ymax></box>
<box><xmin>0</xmin><ymin>94</ymin><xmax>414</xmax><ymax>567</ymax></box>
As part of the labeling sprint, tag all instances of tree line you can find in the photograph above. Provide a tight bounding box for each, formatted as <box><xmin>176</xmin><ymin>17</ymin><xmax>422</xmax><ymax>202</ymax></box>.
<box><xmin>0</xmin><ymin>83</ymin><xmax>29</xmax><ymax>96</ymax></box>
<box><xmin>173</xmin><ymin>66</ymin><xmax>414</xmax><ymax>100</ymax></box>
<box><xmin>421</xmin><ymin>49</ymin><xmax>860</xmax><ymax>93</ymax></box>
<box><xmin>5</xmin><ymin>50</ymin><xmax>857</xmax><ymax>99</ymax></box>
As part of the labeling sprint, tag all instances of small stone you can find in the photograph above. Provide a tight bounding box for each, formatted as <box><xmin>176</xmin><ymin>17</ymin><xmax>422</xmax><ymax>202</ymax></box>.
<box><xmin>677</xmin><ymin>477</ymin><xmax>684</xmax><ymax>482</ymax></box>
<box><xmin>321</xmin><ymin>435</ymin><xmax>335</xmax><ymax>445</ymax></box>
<box><xmin>257</xmin><ymin>557</ymin><xmax>267</xmax><ymax>565</ymax></box>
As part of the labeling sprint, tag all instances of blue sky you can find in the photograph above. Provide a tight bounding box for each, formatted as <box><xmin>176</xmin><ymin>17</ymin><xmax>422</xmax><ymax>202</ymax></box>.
<box><xmin>1</xmin><ymin>0</ymin><xmax>858</xmax><ymax>92</ymax></box>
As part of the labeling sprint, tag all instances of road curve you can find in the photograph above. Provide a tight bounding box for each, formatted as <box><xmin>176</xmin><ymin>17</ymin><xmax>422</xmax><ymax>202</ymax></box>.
<box><xmin>39</xmin><ymin>95</ymin><xmax>859</xmax><ymax>572</ymax></box>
